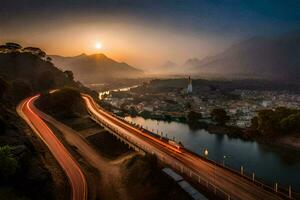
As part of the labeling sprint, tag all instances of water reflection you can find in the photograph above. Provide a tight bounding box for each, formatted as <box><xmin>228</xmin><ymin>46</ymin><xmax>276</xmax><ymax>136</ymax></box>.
<box><xmin>125</xmin><ymin>116</ymin><xmax>300</xmax><ymax>191</ymax></box>
<box><xmin>99</xmin><ymin>85</ymin><xmax>139</xmax><ymax>100</ymax></box>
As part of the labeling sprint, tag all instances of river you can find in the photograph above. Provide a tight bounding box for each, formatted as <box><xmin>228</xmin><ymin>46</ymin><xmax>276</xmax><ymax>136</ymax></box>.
<box><xmin>99</xmin><ymin>87</ymin><xmax>300</xmax><ymax>192</ymax></box>
<box><xmin>99</xmin><ymin>85</ymin><xmax>139</xmax><ymax>100</ymax></box>
<box><xmin>124</xmin><ymin>116</ymin><xmax>300</xmax><ymax>191</ymax></box>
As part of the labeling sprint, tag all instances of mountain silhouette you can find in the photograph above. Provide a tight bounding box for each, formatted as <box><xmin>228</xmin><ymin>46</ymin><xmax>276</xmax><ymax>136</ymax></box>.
<box><xmin>184</xmin><ymin>30</ymin><xmax>300</xmax><ymax>81</ymax></box>
<box><xmin>51</xmin><ymin>53</ymin><xmax>144</xmax><ymax>83</ymax></box>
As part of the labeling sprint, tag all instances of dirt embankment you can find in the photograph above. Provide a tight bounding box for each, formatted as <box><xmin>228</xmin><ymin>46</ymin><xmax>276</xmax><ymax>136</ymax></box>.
<box><xmin>44</xmin><ymin>112</ymin><xmax>191</xmax><ymax>200</ymax></box>
<box><xmin>123</xmin><ymin>154</ymin><xmax>190</xmax><ymax>200</ymax></box>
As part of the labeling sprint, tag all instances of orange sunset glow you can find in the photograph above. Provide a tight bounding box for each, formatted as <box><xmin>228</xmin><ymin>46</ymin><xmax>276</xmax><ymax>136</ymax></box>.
<box><xmin>1</xmin><ymin>1</ymin><xmax>300</xmax><ymax>200</ymax></box>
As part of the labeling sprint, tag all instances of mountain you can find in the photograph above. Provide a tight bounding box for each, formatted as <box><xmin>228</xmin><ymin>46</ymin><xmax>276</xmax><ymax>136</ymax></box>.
<box><xmin>51</xmin><ymin>53</ymin><xmax>144</xmax><ymax>83</ymax></box>
<box><xmin>162</xmin><ymin>60</ymin><xmax>177</xmax><ymax>70</ymax></box>
<box><xmin>184</xmin><ymin>58</ymin><xmax>201</xmax><ymax>69</ymax></box>
<box><xmin>0</xmin><ymin>49</ymin><xmax>97</xmax><ymax>102</ymax></box>
<box><xmin>0</xmin><ymin>44</ymin><xmax>97</xmax><ymax>200</ymax></box>
<box><xmin>157</xmin><ymin>60</ymin><xmax>198</xmax><ymax>75</ymax></box>
<box><xmin>185</xmin><ymin>30</ymin><xmax>300</xmax><ymax>80</ymax></box>
<box><xmin>156</xmin><ymin>61</ymin><xmax>179</xmax><ymax>74</ymax></box>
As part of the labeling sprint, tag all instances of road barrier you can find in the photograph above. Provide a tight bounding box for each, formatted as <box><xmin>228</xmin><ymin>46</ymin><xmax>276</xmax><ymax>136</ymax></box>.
<box><xmin>183</xmin><ymin>147</ymin><xmax>299</xmax><ymax>200</ymax></box>
<box><xmin>84</xmin><ymin>94</ymin><xmax>299</xmax><ymax>200</ymax></box>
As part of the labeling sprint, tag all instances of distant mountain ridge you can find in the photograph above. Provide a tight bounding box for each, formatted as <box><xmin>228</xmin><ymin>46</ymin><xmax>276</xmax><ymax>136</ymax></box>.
<box><xmin>51</xmin><ymin>53</ymin><xmax>143</xmax><ymax>83</ymax></box>
<box><xmin>183</xmin><ymin>30</ymin><xmax>300</xmax><ymax>80</ymax></box>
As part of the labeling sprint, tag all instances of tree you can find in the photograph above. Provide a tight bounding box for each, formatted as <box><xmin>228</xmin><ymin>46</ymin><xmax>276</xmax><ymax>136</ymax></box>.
<box><xmin>12</xmin><ymin>80</ymin><xmax>32</xmax><ymax>102</ymax></box>
<box><xmin>64</xmin><ymin>70</ymin><xmax>74</xmax><ymax>81</ymax></box>
<box><xmin>250</xmin><ymin>116</ymin><xmax>258</xmax><ymax>129</ymax></box>
<box><xmin>0</xmin><ymin>145</ymin><xmax>18</xmax><ymax>178</ymax></box>
<box><xmin>4</xmin><ymin>42</ymin><xmax>22</xmax><ymax>51</ymax></box>
<box><xmin>23</xmin><ymin>47</ymin><xmax>46</xmax><ymax>58</ymax></box>
<box><xmin>0</xmin><ymin>115</ymin><xmax>6</xmax><ymax>132</ymax></box>
<box><xmin>211</xmin><ymin>108</ymin><xmax>230</xmax><ymax>126</ymax></box>
<box><xmin>187</xmin><ymin>111</ymin><xmax>202</xmax><ymax>122</ymax></box>
<box><xmin>255</xmin><ymin>107</ymin><xmax>300</xmax><ymax>136</ymax></box>
<box><xmin>0</xmin><ymin>45</ymin><xmax>7</xmax><ymax>52</ymax></box>
<box><xmin>280</xmin><ymin>112</ymin><xmax>300</xmax><ymax>132</ymax></box>
<box><xmin>38</xmin><ymin>50</ymin><xmax>46</xmax><ymax>58</ymax></box>
<box><xmin>0</xmin><ymin>42</ymin><xmax>22</xmax><ymax>53</ymax></box>
<box><xmin>187</xmin><ymin>110</ymin><xmax>206</xmax><ymax>130</ymax></box>
<box><xmin>46</xmin><ymin>57</ymin><xmax>52</xmax><ymax>62</ymax></box>
<box><xmin>37</xmin><ymin>71</ymin><xmax>55</xmax><ymax>91</ymax></box>
<box><xmin>37</xmin><ymin>87</ymin><xmax>86</xmax><ymax>118</ymax></box>
<box><xmin>0</xmin><ymin>77</ymin><xmax>9</xmax><ymax>100</ymax></box>
<box><xmin>185</xmin><ymin>102</ymin><xmax>192</xmax><ymax>109</ymax></box>
<box><xmin>257</xmin><ymin>109</ymin><xmax>279</xmax><ymax>135</ymax></box>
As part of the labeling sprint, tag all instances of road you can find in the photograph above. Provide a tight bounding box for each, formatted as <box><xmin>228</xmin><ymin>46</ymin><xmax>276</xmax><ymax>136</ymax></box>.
<box><xmin>82</xmin><ymin>94</ymin><xmax>284</xmax><ymax>200</ymax></box>
<box><xmin>17</xmin><ymin>95</ymin><xmax>87</xmax><ymax>200</ymax></box>
<box><xmin>32</xmin><ymin>104</ymin><xmax>132</xmax><ymax>200</ymax></box>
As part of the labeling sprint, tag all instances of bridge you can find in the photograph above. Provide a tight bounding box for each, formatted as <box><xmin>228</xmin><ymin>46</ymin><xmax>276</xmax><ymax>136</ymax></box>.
<box><xmin>82</xmin><ymin>94</ymin><xmax>296</xmax><ymax>200</ymax></box>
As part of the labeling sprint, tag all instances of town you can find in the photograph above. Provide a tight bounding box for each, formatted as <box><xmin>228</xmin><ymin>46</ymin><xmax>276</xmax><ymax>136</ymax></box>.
<box><xmin>101</xmin><ymin>78</ymin><xmax>300</xmax><ymax>129</ymax></box>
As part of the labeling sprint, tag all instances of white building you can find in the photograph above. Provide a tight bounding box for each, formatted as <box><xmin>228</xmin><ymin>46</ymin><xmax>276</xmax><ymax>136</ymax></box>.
<box><xmin>262</xmin><ymin>100</ymin><xmax>271</xmax><ymax>107</ymax></box>
<box><xmin>187</xmin><ymin>76</ymin><xmax>193</xmax><ymax>94</ymax></box>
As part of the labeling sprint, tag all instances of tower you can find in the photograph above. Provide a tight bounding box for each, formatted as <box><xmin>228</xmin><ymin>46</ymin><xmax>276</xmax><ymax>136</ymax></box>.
<box><xmin>187</xmin><ymin>76</ymin><xmax>193</xmax><ymax>94</ymax></box>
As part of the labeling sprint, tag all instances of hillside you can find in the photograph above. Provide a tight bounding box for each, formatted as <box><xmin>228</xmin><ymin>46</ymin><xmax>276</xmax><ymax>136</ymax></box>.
<box><xmin>184</xmin><ymin>30</ymin><xmax>300</xmax><ymax>81</ymax></box>
<box><xmin>0</xmin><ymin>42</ymin><xmax>96</xmax><ymax>199</ymax></box>
<box><xmin>0</xmin><ymin>53</ymin><xmax>96</xmax><ymax>98</ymax></box>
<box><xmin>51</xmin><ymin>53</ymin><xmax>144</xmax><ymax>83</ymax></box>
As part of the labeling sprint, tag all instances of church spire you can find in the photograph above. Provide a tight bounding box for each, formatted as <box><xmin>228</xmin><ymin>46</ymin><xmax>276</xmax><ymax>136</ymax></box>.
<box><xmin>187</xmin><ymin>76</ymin><xmax>193</xmax><ymax>94</ymax></box>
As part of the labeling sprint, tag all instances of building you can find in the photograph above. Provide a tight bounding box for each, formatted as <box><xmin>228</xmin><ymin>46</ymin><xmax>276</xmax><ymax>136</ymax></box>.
<box><xmin>187</xmin><ymin>76</ymin><xmax>193</xmax><ymax>94</ymax></box>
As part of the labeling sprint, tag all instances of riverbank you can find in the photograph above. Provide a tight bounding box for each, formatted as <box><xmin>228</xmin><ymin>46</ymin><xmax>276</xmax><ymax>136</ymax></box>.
<box><xmin>271</xmin><ymin>135</ymin><xmax>300</xmax><ymax>152</ymax></box>
<box><xmin>125</xmin><ymin>115</ymin><xmax>300</xmax><ymax>192</ymax></box>
<box><xmin>124</xmin><ymin>111</ymin><xmax>300</xmax><ymax>153</ymax></box>
<box><xmin>123</xmin><ymin>112</ymin><xmax>250</xmax><ymax>138</ymax></box>
<box><xmin>208</xmin><ymin>124</ymin><xmax>300</xmax><ymax>153</ymax></box>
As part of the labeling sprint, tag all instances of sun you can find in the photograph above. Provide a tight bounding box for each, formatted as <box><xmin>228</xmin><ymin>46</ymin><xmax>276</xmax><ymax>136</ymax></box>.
<box><xmin>95</xmin><ymin>42</ymin><xmax>102</xmax><ymax>49</ymax></box>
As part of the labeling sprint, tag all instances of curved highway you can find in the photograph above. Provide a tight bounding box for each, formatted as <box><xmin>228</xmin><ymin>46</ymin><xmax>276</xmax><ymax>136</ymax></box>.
<box><xmin>17</xmin><ymin>95</ymin><xmax>88</xmax><ymax>200</ymax></box>
<box><xmin>82</xmin><ymin>94</ymin><xmax>284</xmax><ymax>200</ymax></box>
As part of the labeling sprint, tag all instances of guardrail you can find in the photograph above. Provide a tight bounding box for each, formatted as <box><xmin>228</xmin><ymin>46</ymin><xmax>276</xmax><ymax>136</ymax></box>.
<box><xmin>117</xmin><ymin>115</ymin><xmax>298</xmax><ymax>199</ymax></box>
<box><xmin>177</xmin><ymin>144</ymin><xmax>298</xmax><ymax>200</ymax></box>
<box><xmin>85</xmin><ymin>95</ymin><xmax>299</xmax><ymax>200</ymax></box>
<box><xmin>89</xmin><ymin>113</ymin><xmax>232</xmax><ymax>199</ymax></box>
<box><xmin>123</xmin><ymin>118</ymin><xmax>299</xmax><ymax>200</ymax></box>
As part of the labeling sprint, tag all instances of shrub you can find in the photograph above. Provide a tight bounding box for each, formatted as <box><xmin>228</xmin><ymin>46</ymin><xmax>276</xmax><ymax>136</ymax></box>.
<box><xmin>187</xmin><ymin>111</ymin><xmax>202</xmax><ymax>122</ymax></box>
<box><xmin>0</xmin><ymin>115</ymin><xmax>6</xmax><ymax>132</ymax></box>
<box><xmin>37</xmin><ymin>87</ymin><xmax>86</xmax><ymax>118</ymax></box>
<box><xmin>0</xmin><ymin>145</ymin><xmax>18</xmax><ymax>178</ymax></box>
<box><xmin>37</xmin><ymin>71</ymin><xmax>55</xmax><ymax>91</ymax></box>
<box><xmin>211</xmin><ymin>108</ymin><xmax>230</xmax><ymax>126</ymax></box>
<box><xmin>255</xmin><ymin>107</ymin><xmax>300</xmax><ymax>136</ymax></box>
<box><xmin>0</xmin><ymin>77</ymin><xmax>9</xmax><ymax>100</ymax></box>
<box><xmin>11</xmin><ymin>80</ymin><xmax>32</xmax><ymax>102</ymax></box>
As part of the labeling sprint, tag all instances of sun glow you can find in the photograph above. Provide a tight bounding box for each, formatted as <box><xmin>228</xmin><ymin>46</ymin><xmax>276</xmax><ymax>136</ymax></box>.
<box><xmin>95</xmin><ymin>42</ymin><xmax>102</xmax><ymax>49</ymax></box>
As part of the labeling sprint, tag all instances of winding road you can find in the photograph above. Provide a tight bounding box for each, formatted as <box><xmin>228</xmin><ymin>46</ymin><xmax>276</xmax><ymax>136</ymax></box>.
<box><xmin>82</xmin><ymin>94</ymin><xmax>285</xmax><ymax>200</ymax></box>
<box><xmin>16</xmin><ymin>92</ymin><xmax>290</xmax><ymax>200</ymax></box>
<box><xmin>17</xmin><ymin>95</ymin><xmax>88</xmax><ymax>200</ymax></box>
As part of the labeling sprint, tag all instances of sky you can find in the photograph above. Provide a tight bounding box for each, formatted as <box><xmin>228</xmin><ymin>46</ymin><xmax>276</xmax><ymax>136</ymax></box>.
<box><xmin>0</xmin><ymin>0</ymin><xmax>300</xmax><ymax>68</ymax></box>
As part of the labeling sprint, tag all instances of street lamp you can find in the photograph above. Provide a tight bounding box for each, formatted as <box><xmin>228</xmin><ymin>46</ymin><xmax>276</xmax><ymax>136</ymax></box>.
<box><xmin>204</xmin><ymin>148</ymin><xmax>208</xmax><ymax>158</ymax></box>
<box><xmin>204</xmin><ymin>148</ymin><xmax>217</xmax><ymax>193</ymax></box>
<box><xmin>223</xmin><ymin>155</ymin><xmax>226</xmax><ymax>166</ymax></box>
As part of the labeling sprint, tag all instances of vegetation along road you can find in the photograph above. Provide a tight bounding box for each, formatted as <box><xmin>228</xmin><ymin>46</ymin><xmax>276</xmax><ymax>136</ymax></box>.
<box><xmin>17</xmin><ymin>95</ymin><xmax>88</xmax><ymax>200</ymax></box>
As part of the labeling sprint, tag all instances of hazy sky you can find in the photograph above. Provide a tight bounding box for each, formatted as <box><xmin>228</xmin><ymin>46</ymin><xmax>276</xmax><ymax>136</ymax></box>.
<box><xmin>0</xmin><ymin>0</ymin><xmax>299</xmax><ymax>68</ymax></box>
